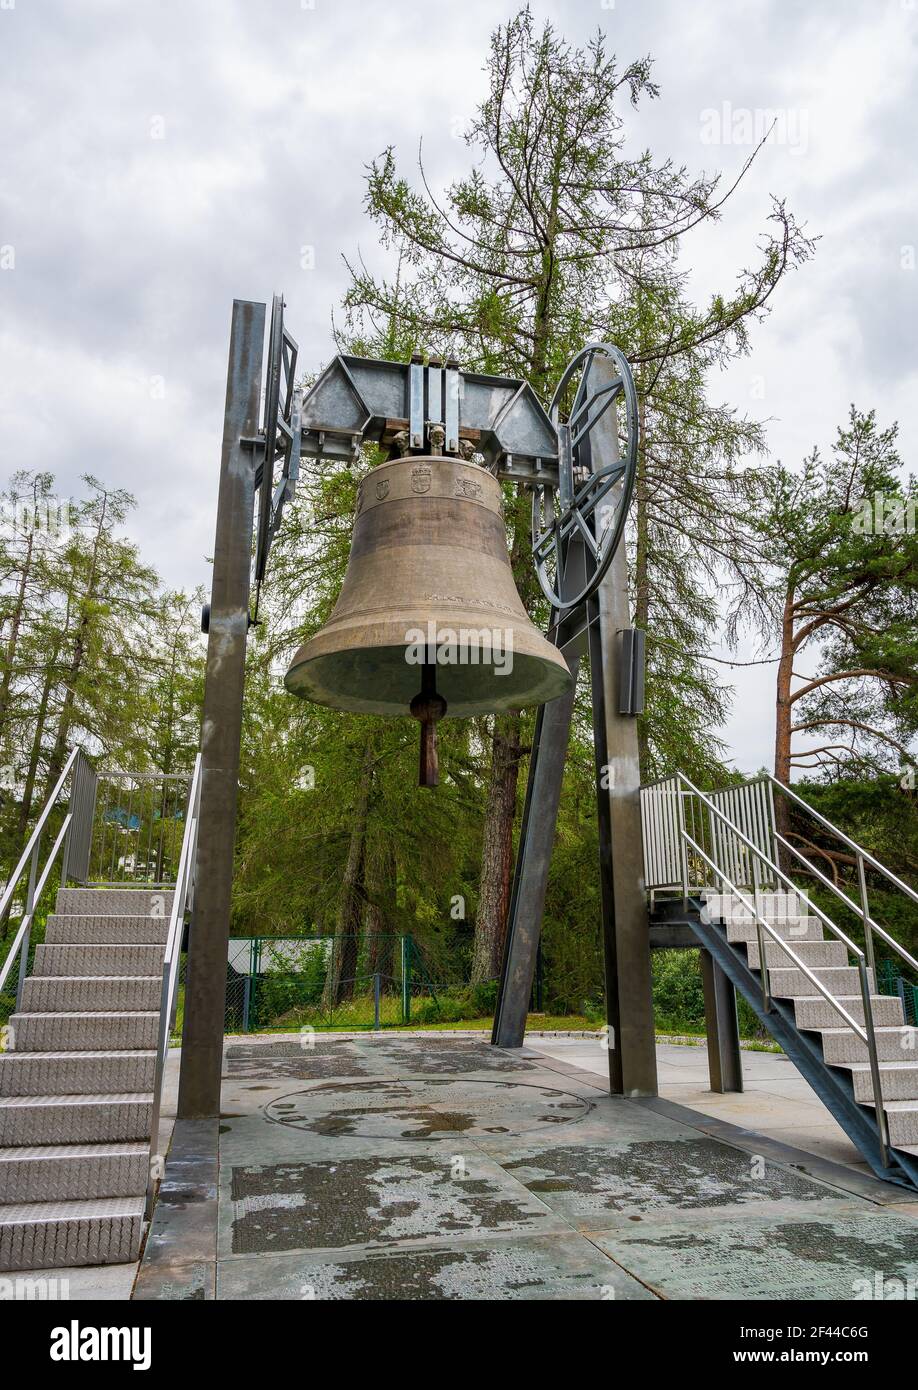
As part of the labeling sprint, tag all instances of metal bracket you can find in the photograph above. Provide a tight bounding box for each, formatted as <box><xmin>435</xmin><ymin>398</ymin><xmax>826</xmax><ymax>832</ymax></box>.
<box><xmin>254</xmin><ymin>294</ymin><xmax>299</xmax><ymax>592</ymax></box>
<box><xmin>260</xmin><ymin>321</ymin><xmax>638</xmax><ymax>617</ymax></box>
<box><xmin>299</xmin><ymin>352</ymin><xmax>559</xmax><ymax>483</ymax></box>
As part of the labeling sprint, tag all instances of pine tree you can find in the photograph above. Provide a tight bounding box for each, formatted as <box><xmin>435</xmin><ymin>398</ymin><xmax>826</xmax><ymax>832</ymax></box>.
<box><xmin>341</xmin><ymin>8</ymin><xmax>814</xmax><ymax>980</ymax></box>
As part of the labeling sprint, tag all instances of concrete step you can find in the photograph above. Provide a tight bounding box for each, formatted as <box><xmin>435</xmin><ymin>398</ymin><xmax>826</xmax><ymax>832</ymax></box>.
<box><xmin>845</xmin><ymin>1063</ymin><xmax>918</xmax><ymax>1104</ymax></box>
<box><xmin>44</xmin><ymin>916</ymin><xmax>170</xmax><ymax>946</ymax></box>
<box><xmin>33</xmin><ymin>944</ymin><xmax>165</xmax><ymax>978</ymax></box>
<box><xmin>704</xmin><ymin>891</ymin><xmax>807</xmax><ymax>923</ymax></box>
<box><xmin>9</xmin><ymin>1012</ymin><xmax>159</xmax><ymax>1053</ymax></box>
<box><xmin>794</xmin><ymin>993</ymin><xmax>905</xmax><ymax>1030</ymax></box>
<box><xmin>725</xmin><ymin>916</ymin><xmax>824</xmax><ymax>945</ymax></box>
<box><xmin>745</xmin><ymin>938</ymin><xmax>848</xmax><ymax>971</ymax></box>
<box><xmin>821</xmin><ymin>1026</ymin><xmax>915</xmax><ymax>1064</ymax></box>
<box><xmin>55</xmin><ymin>888</ymin><xmax>173</xmax><ymax>917</ymax></box>
<box><xmin>20</xmin><ymin>975</ymin><xmax>161</xmax><ymax>1013</ymax></box>
<box><xmin>0</xmin><ymin>1195</ymin><xmax>143</xmax><ymax>1271</ymax></box>
<box><xmin>0</xmin><ymin>1143</ymin><xmax>148</xmax><ymax>1204</ymax></box>
<box><xmin>0</xmin><ymin>1050</ymin><xmax>156</xmax><ymax>1097</ymax></box>
<box><xmin>768</xmin><ymin>965</ymin><xmax>874</xmax><ymax>998</ymax></box>
<box><xmin>0</xmin><ymin>1094</ymin><xmax>153</xmax><ymax>1147</ymax></box>
<box><xmin>883</xmin><ymin>1103</ymin><xmax>918</xmax><ymax>1148</ymax></box>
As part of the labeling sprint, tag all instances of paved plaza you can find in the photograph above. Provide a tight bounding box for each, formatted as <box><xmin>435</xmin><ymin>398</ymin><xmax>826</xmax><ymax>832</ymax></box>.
<box><xmin>130</xmin><ymin>1034</ymin><xmax>918</xmax><ymax>1301</ymax></box>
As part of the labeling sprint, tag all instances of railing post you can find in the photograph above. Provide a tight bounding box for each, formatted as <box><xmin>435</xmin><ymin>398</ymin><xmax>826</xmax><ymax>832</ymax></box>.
<box><xmin>765</xmin><ymin>777</ymin><xmax>781</xmax><ymax>878</ymax></box>
<box><xmin>16</xmin><ymin>840</ymin><xmax>40</xmax><ymax>1011</ymax></box>
<box><xmin>858</xmin><ymin>959</ymin><xmax>890</xmax><ymax>1167</ymax></box>
<box><xmin>676</xmin><ymin>782</ymin><xmax>689</xmax><ymax>906</ymax></box>
<box><xmin>373</xmin><ymin>972</ymin><xmax>381</xmax><ymax>1030</ymax></box>
<box><xmin>242</xmin><ymin>973</ymin><xmax>251</xmax><ymax>1034</ymax></box>
<box><xmin>750</xmin><ymin>844</ymin><xmax>772</xmax><ymax>1012</ymax></box>
<box><xmin>856</xmin><ymin>850</ymin><xmax>876</xmax><ymax>976</ymax></box>
<box><xmin>60</xmin><ymin>757</ymin><xmax>75</xmax><ymax>889</ymax></box>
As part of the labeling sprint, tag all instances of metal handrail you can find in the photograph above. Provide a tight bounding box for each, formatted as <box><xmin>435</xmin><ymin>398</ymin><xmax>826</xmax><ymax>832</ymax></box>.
<box><xmin>670</xmin><ymin>772</ymin><xmax>893</xmax><ymax>1167</ymax></box>
<box><xmin>0</xmin><ymin>749</ymin><xmax>86</xmax><ymax>1013</ymax></box>
<box><xmin>766</xmin><ymin>773</ymin><xmax>918</xmax><ymax>906</ymax></box>
<box><xmin>686</xmin><ymin>836</ymin><xmax>869</xmax><ymax>1041</ymax></box>
<box><xmin>773</xmin><ymin>829</ymin><xmax>918</xmax><ymax>978</ymax></box>
<box><xmin>0</xmin><ymin>815</ymin><xmax>72</xmax><ymax>999</ymax></box>
<box><xmin>146</xmin><ymin>752</ymin><xmax>201</xmax><ymax>1217</ymax></box>
<box><xmin>0</xmin><ymin>748</ymin><xmax>80</xmax><ymax>923</ymax></box>
<box><xmin>672</xmin><ymin>780</ymin><xmax>865</xmax><ymax>959</ymax></box>
<box><xmin>764</xmin><ymin>773</ymin><xmax>918</xmax><ymax>982</ymax></box>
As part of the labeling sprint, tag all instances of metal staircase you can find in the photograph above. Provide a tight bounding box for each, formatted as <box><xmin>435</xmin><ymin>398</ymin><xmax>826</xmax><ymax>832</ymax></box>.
<box><xmin>642</xmin><ymin>772</ymin><xmax>918</xmax><ymax>1189</ymax></box>
<box><xmin>0</xmin><ymin>751</ymin><xmax>200</xmax><ymax>1270</ymax></box>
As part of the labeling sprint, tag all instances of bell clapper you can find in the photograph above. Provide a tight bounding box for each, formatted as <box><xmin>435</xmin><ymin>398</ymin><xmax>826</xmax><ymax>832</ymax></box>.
<box><xmin>409</xmin><ymin>661</ymin><xmax>448</xmax><ymax>788</ymax></box>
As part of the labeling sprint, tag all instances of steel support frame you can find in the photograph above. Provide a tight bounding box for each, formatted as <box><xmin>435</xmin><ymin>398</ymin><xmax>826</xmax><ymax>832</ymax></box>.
<box><xmin>177</xmin><ymin>299</ymin><xmax>265</xmax><ymax>1120</ymax></box>
<box><xmin>699</xmin><ymin>948</ymin><xmax>744</xmax><ymax>1094</ymax></box>
<box><xmin>493</xmin><ymin>356</ymin><xmax>657</xmax><ymax>1097</ymax></box>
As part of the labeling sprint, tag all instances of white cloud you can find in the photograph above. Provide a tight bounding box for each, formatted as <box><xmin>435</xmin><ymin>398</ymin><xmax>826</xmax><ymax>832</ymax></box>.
<box><xmin>0</xmin><ymin>0</ymin><xmax>915</xmax><ymax>772</ymax></box>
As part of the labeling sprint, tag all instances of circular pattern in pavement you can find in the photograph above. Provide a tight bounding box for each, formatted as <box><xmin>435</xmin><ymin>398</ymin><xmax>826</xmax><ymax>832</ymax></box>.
<box><xmin>263</xmin><ymin>1076</ymin><xmax>593</xmax><ymax>1140</ymax></box>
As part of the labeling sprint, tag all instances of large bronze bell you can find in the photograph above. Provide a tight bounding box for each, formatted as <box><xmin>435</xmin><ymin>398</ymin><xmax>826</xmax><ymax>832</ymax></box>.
<box><xmin>285</xmin><ymin>454</ymin><xmax>573</xmax><ymax>785</ymax></box>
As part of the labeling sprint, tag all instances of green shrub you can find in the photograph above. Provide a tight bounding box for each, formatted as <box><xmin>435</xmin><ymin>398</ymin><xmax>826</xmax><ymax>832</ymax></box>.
<box><xmin>469</xmin><ymin>979</ymin><xmax>499</xmax><ymax>1016</ymax></box>
<box><xmin>652</xmin><ymin>949</ymin><xmax>706</xmax><ymax>1032</ymax></box>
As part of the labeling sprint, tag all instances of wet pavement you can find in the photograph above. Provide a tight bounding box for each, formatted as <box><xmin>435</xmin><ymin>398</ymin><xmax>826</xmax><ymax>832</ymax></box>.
<box><xmin>133</xmin><ymin>1034</ymin><xmax>918</xmax><ymax>1301</ymax></box>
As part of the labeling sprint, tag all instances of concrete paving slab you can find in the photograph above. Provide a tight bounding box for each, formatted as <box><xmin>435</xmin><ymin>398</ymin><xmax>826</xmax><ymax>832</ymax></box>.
<box><xmin>217</xmin><ymin>1150</ymin><xmax>568</xmax><ymax>1258</ymax></box>
<box><xmin>219</xmin><ymin>1113</ymin><xmax>452</xmax><ymax>1167</ymax></box>
<box><xmin>257</xmin><ymin>1075</ymin><xmax>596</xmax><ymax>1142</ymax></box>
<box><xmin>473</xmin><ymin>1102</ymin><xmax>703</xmax><ymax>1158</ymax></box>
<box><xmin>216</xmin><ymin>1230</ymin><xmax>658</xmax><ymax>1300</ymax></box>
<box><xmin>134</xmin><ymin>1035</ymin><xmax>918</xmax><ymax>1301</ymax></box>
<box><xmin>589</xmin><ymin>1202</ymin><xmax>918</xmax><ymax>1300</ymax></box>
<box><xmin>496</xmin><ymin>1133</ymin><xmax>844</xmax><ymax>1229</ymax></box>
<box><xmin>535</xmin><ymin>1037</ymin><xmax>866</xmax><ymax>1171</ymax></box>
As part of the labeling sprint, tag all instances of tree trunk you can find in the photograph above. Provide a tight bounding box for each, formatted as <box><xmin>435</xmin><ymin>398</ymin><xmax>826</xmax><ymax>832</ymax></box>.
<box><xmin>364</xmin><ymin>839</ymin><xmax>393</xmax><ymax>980</ymax></box>
<box><xmin>471</xmin><ymin>712</ymin><xmax>522</xmax><ymax>983</ymax></box>
<box><xmin>323</xmin><ymin>750</ymin><xmax>373</xmax><ymax>1007</ymax></box>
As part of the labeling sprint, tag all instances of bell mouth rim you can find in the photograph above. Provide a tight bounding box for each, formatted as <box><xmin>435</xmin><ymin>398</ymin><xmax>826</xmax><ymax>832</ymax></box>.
<box><xmin>284</xmin><ymin>641</ymin><xmax>573</xmax><ymax>718</ymax></box>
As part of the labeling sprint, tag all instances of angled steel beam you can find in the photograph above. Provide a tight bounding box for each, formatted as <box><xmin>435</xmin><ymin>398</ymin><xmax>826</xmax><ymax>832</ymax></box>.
<box><xmin>491</xmin><ymin>543</ymin><xmax>590</xmax><ymax>1049</ymax></box>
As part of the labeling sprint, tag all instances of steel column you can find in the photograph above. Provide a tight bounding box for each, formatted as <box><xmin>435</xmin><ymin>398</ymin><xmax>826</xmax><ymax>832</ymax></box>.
<box><xmin>177</xmin><ymin>299</ymin><xmax>265</xmax><ymax>1119</ymax></box>
<box><xmin>588</xmin><ymin>597</ymin><xmax>622</xmax><ymax>1092</ymax></box>
<box><xmin>700</xmin><ymin>948</ymin><xmax>744</xmax><ymax>1093</ymax></box>
<box><xmin>589</xmin><ymin>353</ymin><xmax>657</xmax><ymax>1097</ymax></box>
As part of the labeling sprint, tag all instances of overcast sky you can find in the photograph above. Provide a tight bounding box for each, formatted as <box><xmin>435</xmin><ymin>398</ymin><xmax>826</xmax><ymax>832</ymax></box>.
<box><xmin>1</xmin><ymin>0</ymin><xmax>916</xmax><ymax>775</ymax></box>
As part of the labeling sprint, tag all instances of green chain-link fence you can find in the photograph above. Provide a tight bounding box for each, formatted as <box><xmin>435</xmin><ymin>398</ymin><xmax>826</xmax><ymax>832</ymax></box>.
<box><xmin>877</xmin><ymin>959</ymin><xmax>918</xmax><ymax>1026</ymax></box>
<box><xmin>215</xmin><ymin>934</ymin><xmax>439</xmax><ymax>1033</ymax></box>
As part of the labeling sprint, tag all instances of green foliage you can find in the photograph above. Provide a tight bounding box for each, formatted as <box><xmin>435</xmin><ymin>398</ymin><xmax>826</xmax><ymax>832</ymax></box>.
<box><xmin>343</xmin><ymin>8</ymin><xmax>814</xmax><ymax>789</ymax></box>
<box><xmin>651</xmin><ymin>949</ymin><xmax>706</xmax><ymax>1032</ymax></box>
<box><xmin>0</xmin><ymin>470</ymin><xmax>205</xmax><ymax>885</ymax></box>
<box><xmin>756</xmin><ymin>407</ymin><xmax>918</xmax><ymax>780</ymax></box>
<box><xmin>236</xmin><ymin>9</ymin><xmax>819</xmax><ymax>1008</ymax></box>
<box><xmin>650</xmin><ymin>948</ymin><xmax>769</xmax><ymax>1039</ymax></box>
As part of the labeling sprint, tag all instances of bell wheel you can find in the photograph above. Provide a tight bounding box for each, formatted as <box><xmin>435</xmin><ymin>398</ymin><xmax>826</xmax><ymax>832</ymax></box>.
<box><xmin>532</xmin><ymin>342</ymin><xmax>638</xmax><ymax>611</ymax></box>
